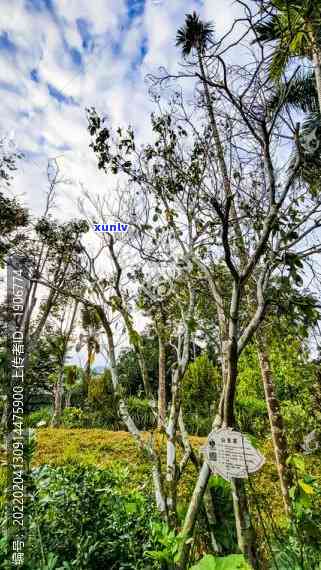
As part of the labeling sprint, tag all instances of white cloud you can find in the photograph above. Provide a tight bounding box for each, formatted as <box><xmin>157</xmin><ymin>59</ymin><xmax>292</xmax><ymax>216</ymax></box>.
<box><xmin>0</xmin><ymin>0</ymin><xmax>249</xmax><ymax>221</ymax></box>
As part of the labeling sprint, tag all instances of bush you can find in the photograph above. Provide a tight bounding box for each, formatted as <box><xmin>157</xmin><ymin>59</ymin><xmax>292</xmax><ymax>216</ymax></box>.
<box><xmin>182</xmin><ymin>354</ymin><xmax>220</xmax><ymax>435</ymax></box>
<box><xmin>27</xmin><ymin>406</ymin><xmax>52</xmax><ymax>427</ymax></box>
<box><xmin>190</xmin><ymin>554</ymin><xmax>251</xmax><ymax>569</ymax></box>
<box><xmin>61</xmin><ymin>406</ymin><xmax>84</xmax><ymax>428</ymax></box>
<box><xmin>66</xmin><ymin>394</ymin><xmax>156</xmax><ymax>431</ymax></box>
<box><xmin>281</xmin><ymin>400</ymin><xmax>316</xmax><ymax>448</ymax></box>
<box><xmin>127</xmin><ymin>396</ymin><xmax>156</xmax><ymax>429</ymax></box>
<box><xmin>235</xmin><ymin>396</ymin><xmax>268</xmax><ymax>437</ymax></box>
<box><xmin>0</xmin><ymin>463</ymin><xmax>162</xmax><ymax>569</ymax></box>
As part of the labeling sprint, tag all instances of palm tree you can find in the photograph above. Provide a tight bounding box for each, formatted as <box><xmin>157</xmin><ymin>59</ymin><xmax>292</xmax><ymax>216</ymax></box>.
<box><xmin>176</xmin><ymin>13</ymin><xmax>245</xmax><ymax>256</ymax></box>
<box><xmin>254</xmin><ymin>0</ymin><xmax>321</xmax><ymax>114</ymax></box>
<box><xmin>76</xmin><ymin>306</ymin><xmax>101</xmax><ymax>398</ymax></box>
<box><xmin>176</xmin><ymin>11</ymin><xmax>214</xmax><ymax>57</ymax></box>
<box><xmin>176</xmin><ymin>14</ymin><xmax>228</xmax><ymax>193</ymax></box>
<box><xmin>177</xmin><ymin>14</ymin><xmax>257</xmax><ymax>567</ymax></box>
<box><xmin>254</xmin><ymin>2</ymin><xmax>321</xmax><ymax>195</ymax></box>
<box><xmin>63</xmin><ymin>364</ymin><xmax>82</xmax><ymax>408</ymax></box>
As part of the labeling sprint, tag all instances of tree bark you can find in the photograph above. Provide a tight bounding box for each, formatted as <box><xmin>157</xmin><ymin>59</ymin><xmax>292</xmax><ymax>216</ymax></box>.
<box><xmin>309</xmin><ymin>28</ymin><xmax>321</xmax><ymax>114</ymax></box>
<box><xmin>158</xmin><ymin>331</ymin><xmax>167</xmax><ymax>428</ymax></box>
<box><xmin>51</xmin><ymin>372</ymin><xmax>64</xmax><ymax>427</ymax></box>
<box><xmin>231</xmin><ymin>478</ymin><xmax>258</xmax><ymax>569</ymax></box>
<box><xmin>177</xmin><ymin>462</ymin><xmax>211</xmax><ymax>570</ymax></box>
<box><xmin>256</xmin><ymin>335</ymin><xmax>292</xmax><ymax>514</ymax></box>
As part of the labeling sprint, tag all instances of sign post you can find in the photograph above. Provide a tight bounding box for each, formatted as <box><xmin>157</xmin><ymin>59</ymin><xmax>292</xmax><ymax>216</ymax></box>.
<box><xmin>202</xmin><ymin>428</ymin><xmax>265</xmax><ymax>482</ymax></box>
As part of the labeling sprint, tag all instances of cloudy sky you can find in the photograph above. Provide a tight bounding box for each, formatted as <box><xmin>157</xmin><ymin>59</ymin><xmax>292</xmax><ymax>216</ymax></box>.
<box><xmin>1</xmin><ymin>0</ymin><xmax>244</xmax><ymax>217</ymax></box>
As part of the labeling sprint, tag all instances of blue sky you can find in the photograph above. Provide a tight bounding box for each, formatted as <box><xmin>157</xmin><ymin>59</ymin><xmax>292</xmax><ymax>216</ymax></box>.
<box><xmin>0</xmin><ymin>0</ymin><xmax>248</xmax><ymax>364</ymax></box>
<box><xmin>0</xmin><ymin>0</ymin><xmax>243</xmax><ymax>216</ymax></box>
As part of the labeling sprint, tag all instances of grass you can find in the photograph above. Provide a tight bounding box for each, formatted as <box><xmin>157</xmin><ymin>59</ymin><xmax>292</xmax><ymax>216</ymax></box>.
<box><xmin>28</xmin><ymin>428</ymin><xmax>206</xmax><ymax>495</ymax></box>
<box><xmin>1</xmin><ymin>427</ymin><xmax>320</xmax><ymax>532</ymax></box>
<box><xmin>1</xmin><ymin>426</ymin><xmax>320</xmax><ymax>570</ymax></box>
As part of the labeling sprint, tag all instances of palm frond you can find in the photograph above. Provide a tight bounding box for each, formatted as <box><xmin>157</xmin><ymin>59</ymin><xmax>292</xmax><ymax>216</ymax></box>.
<box><xmin>176</xmin><ymin>12</ymin><xmax>214</xmax><ymax>56</ymax></box>
<box><xmin>269</xmin><ymin>46</ymin><xmax>292</xmax><ymax>80</ymax></box>
<box><xmin>268</xmin><ymin>70</ymin><xmax>318</xmax><ymax>112</ymax></box>
<box><xmin>253</xmin><ymin>17</ymin><xmax>282</xmax><ymax>43</ymax></box>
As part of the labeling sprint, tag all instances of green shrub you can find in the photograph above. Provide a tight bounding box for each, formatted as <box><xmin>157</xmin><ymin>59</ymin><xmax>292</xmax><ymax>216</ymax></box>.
<box><xmin>71</xmin><ymin>395</ymin><xmax>156</xmax><ymax>430</ymax></box>
<box><xmin>0</xmin><ymin>463</ymin><xmax>162</xmax><ymax>569</ymax></box>
<box><xmin>190</xmin><ymin>554</ymin><xmax>251</xmax><ymax>569</ymax></box>
<box><xmin>183</xmin><ymin>413</ymin><xmax>213</xmax><ymax>437</ymax></box>
<box><xmin>27</xmin><ymin>406</ymin><xmax>52</xmax><ymax>427</ymax></box>
<box><xmin>60</xmin><ymin>406</ymin><xmax>84</xmax><ymax>427</ymax></box>
<box><xmin>235</xmin><ymin>396</ymin><xmax>268</xmax><ymax>436</ymax></box>
<box><xmin>182</xmin><ymin>354</ymin><xmax>220</xmax><ymax>435</ymax></box>
<box><xmin>207</xmin><ymin>475</ymin><xmax>237</xmax><ymax>552</ymax></box>
<box><xmin>281</xmin><ymin>400</ymin><xmax>316</xmax><ymax>448</ymax></box>
<box><xmin>127</xmin><ymin>396</ymin><xmax>156</xmax><ymax>429</ymax></box>
<box><xmin>270</xmin><ymin>455</ymin><xmax>321</xmax><ymax>569</ymax></box>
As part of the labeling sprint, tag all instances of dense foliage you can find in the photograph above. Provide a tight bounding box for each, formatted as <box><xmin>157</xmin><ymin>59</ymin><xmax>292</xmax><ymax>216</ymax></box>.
<box><xmin>0</xmin><ymin>463</ymin><xmax>162</xmax><ymax>570</ymax></box>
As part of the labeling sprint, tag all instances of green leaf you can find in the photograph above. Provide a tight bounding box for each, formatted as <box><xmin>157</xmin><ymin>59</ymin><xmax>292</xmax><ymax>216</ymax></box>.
<box><xmin>287</xmin><ymin>454</ymin><xmax>305</xmax><ymax>472</ymax></box>
<box><xmin>298</xmin><ymin>479</ymin><xmax>314</xmax><ymax>495</ymax></box>
<box><xmin>125</xmin><ymin>502</ymin><xmax>138</xmax><ymax>514</ymax></box>
<box><xmin>190</xmin><ymin>553</ymin><xmax>251</xmax><ymax>570</ymax></box>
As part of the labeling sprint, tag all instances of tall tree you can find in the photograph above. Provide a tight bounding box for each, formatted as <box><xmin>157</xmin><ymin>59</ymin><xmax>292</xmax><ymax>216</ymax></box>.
<box><xmin>76</xmin><ymin>305</ymin><xmax>102</xmax><ymax>399</ymax></box>
<box><xmin>50</xmin><ymin>299</ymin><xmax>79</xmax><ymax>427</ymax></box>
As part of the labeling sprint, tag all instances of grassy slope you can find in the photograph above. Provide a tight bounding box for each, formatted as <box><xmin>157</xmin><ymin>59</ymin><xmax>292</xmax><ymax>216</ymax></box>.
<box><xmin>1</xmin><ymin>427</ymin><xmax>319</xmax><ymax>566</ymax></box>
<box><xmin>32</xmin><ymin>428</ymin><xmax>206</xmax><ymax>496</ymax></box>
<box><xmin>32</xmin><ymin>429</ymin><xmax>321</xmax><ymax>529</ymax></box>
<box><xmin>32</xmin><ymin>428</ymin><xmax>284</xmax><ymax>510</ymax></box>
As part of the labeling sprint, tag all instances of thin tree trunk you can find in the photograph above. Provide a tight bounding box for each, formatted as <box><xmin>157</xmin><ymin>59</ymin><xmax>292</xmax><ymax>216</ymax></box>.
<box><xmin>309</xmin><ymin>28</ymin><xmax>321</xmax><ymax>114</ymax></box>
<box><xmin>166</xmin><ymin>288</ymin><xmax>195</xmax><ymax>527</ymax></box>
<box><xmin>158</xmin><ymin>331</ymin><xmax>166</xmax><ymax>428</ymax></box>
<box><xmin>51</xmin><ymin>300</ymin><xmax>79</xmax><ymax>426</ymax></box>
<box><xmin>51</xmin><ymin>371</ymin><xmax>64</xmax><ymax>427</ymax></box>
<box><xmin>1</xmin><ymin>396</ymin><xmax>7</xmax><ymax>429</ymax></box>
<box><xmin>177</xmin><ymin>462</ymin><xmax>211</xmax><ymax>570</ymax></box>
<box><xmin>231</xmin><ymin>478</ymin><xmax>258</xmax><ymax>569</ymax></box>
<box><xmin>256</xmin><ymin>335</ymin><xmax>292</xmax><ymax>514</ymax></box>
<box><xmin>166</xmin><ymin>362</ymin><xmax>186</xmax><ymax>525</ymax></box>
<box><xmin>83</xmin><ymin>344</ymin><xmax>92</xmax><ymax>400</ymax></box>
<box><xmin>203</xmin><ymin>486</ymin><xmax>222</xmax><ymax>554</ymax></box>
<box><xmin>197</xmin><ymin>50</ymin><xmax>246</xmax><ymax>261</ymax></box>
<box><xmin>96</xmin><ymin>305</ymin><xmax>168</xmax><ymax>523</ymax></box>
<box><xmin>312</xmin><ymin>47</ymin><xmax>321</xmax><ymax>115</ymax></box>
<box><xmin>64</xmin><ymin>391</ymin><xmax>71</xmax><ymax>408</ymax></box>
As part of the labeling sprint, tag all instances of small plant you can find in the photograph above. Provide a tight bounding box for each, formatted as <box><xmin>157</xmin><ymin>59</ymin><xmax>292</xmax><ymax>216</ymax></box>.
<box><xmin>127</xmin><ymin>396</ymin><xmax>156</xmax><ymax>429</ymax></box>
<box><xmin>0</xmin><ymin>463</ymin><xmax>162</xmax><ymax>569</ymax></box>
<box><xmin>270</xmin><ymin>454</ymin><xmax>321</xmax><ymax>569</ymax></box>
<box><xmin>27</xmin><ymin>407</ymin><xmax>52</xmax><ymax>428</ymax></box>
<box><xmin>146</xmin><ymin>521</ymin><xmax>185</xmax><ymax>566</ymax></box>
<box><xmin>61</xmin><ymin>406</ymin><xmax>84</xmax><ymax>427</ymax></box>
